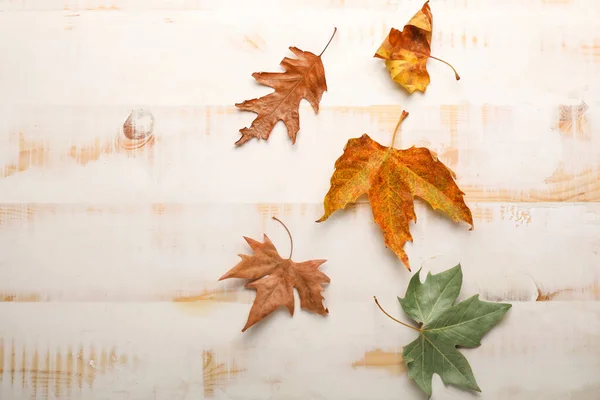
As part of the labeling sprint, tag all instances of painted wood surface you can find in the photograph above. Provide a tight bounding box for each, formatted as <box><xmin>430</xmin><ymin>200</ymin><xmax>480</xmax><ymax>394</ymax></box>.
<box><xmin>0</xmin><ymin>0</ymin><xmax>599</xmax><ymax>399</ymax></box>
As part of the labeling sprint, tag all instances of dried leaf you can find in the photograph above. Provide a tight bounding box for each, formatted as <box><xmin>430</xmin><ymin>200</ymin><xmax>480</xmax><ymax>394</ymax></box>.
<box><xmin>317</xmin><ymin>111</ymin><xmax>473</xmax><ymax>270</ymax></box>
<box><xmin>219</xmin><ymin>218</ymin><xmax>329</xmax><ymax>332</ymax></box>
<box><xmin>235</xmin><ymin>29</ymin><xmax>337</xmax><ymax>146</ymax></box>
<box><xmin>375</xmin><ymin>265</ymin><xmax>511</xmax><ymax>397</ymax></box>
<box><xmin>374</xmin><ymin>1</ymin><xmax>460</xmax><ymax>93</ymax></box>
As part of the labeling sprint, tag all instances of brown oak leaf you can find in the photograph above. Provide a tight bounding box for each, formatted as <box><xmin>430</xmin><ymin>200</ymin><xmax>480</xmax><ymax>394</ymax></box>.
<box><xmin>234</xmin><ymin>28</ymin><xmax>336</xmax><ymax>146</ymax></box>
<box><xmin>374</xmin><ymin>1</ymin><xmax>460</xmax><ymax>93</ymax></box>
<box><xmin>317</xmin><ymin>111</ymin><xmax>473</xmax><ymax>271</ymax></box>
<box><xmin>219</xmin><ymin>217</ymin><xmax>329</xmax><ymax>332</ymax></box>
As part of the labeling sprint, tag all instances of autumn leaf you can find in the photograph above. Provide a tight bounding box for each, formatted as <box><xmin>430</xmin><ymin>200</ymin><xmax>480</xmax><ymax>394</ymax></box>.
<box><xmin>374</xmin><ymin>1</ymin><xmax>460</xmax><ymax>93</ymax></box>
<box><xmin>234</xmin><ymin>28</ymin><xmax>337</xmax><ymax>146</ymax></box>
<box><xmin>375</xmin><ymin>264</ymin><xmax>511</xmax><ymax>397</ymax></box>
<box><xmin>317</xmin><ymin>111</ymin><xmax>473</xmax><ymax>271</ymax></box>
<box><xmin>219</xmin><ymin>217</ymin><xmax>330</xmax><ymax>332</ymax></box>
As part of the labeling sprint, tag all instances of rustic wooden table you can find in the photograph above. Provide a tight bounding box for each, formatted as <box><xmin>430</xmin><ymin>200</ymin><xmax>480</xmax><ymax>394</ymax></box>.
<box><xmin>0</xmin><ymin>0</ymin><xmax>599</xmax><ymax>399</ymax></box>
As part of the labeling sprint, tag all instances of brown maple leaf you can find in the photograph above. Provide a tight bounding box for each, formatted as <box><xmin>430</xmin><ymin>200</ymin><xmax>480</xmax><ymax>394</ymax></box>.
<box><xmin>234</xmin><ymin>28</ymin><xmax>337</xmax><ymax>146</ymax></box>
<box><xmin>317</xmin><ymin>111</ymin><xmax>473</xmax><ymax>271</ymax></box>
<box><xmin>374</xmin><ymin>1</ymin><xmax>460</xmax><ymax>93</ymax></box>
<box><xmin>219</xmin><ymin>217</ymin><xmax>330</xmax><ymax>332</ymax></box>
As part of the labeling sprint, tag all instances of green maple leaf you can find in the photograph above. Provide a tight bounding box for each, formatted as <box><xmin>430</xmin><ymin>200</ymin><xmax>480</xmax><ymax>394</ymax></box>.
<box><xmin>376</xmin><ymin>264</ymin><xmax>511</xmax><ymax>397</ymax></box>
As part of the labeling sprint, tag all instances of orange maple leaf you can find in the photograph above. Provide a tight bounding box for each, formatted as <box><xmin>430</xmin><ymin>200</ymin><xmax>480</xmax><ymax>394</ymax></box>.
<box><xmin>317</xmin><ymin>111</ymin><xmax>473</xmax><ymax>270</ymax></box>
<box><xmin>219</xmin><ymin>217</ymin><xmax>330</xmax><ymax>332</ymax></box>
<box><xmin>374</xmin><ymin>1</ymin><xmax>459</xmax><ymax>93</ymax></box>
<box><xmin>235</xmin><ymin>29</ymin><xmax>337</xmax><ymax>146</ymax></box>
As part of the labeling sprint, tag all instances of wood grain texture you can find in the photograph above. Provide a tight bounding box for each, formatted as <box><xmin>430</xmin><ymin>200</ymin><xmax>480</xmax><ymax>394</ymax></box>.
<box><xmin>0</xmin><ymin>0</ymin><xmax>599</xmax><ymax>399</ymax></box>
<box><xmin>0</xmin><ymin>104</ymin><xmax>598</xmax><ymax>203</ymax></box>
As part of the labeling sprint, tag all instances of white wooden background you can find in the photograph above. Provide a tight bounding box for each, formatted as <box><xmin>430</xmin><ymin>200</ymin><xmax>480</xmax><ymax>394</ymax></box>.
<box><xmin>0</xmin><ymin>0</ymin><xmax>599</xmax><ymax>399</ymax></box>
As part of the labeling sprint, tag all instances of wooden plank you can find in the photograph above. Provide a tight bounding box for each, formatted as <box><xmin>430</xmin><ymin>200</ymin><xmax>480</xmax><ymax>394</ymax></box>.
<box><xmin>1</xmin><ymin>105</ymin><xmax>599</xmax><ymax>203</ymax></box>
<box><xmin>0</xmin><ymin>302</ymin><xmax>598</xmax><ymax>399</ymax></box>
<box><xmin>0</xmin><ymin>8</ymin><xmax>597</xmax><ymax>107</ymax></box>
<box><xmin>0</xmin><ymin>202</ymin><xmax>598</xmax><ymax>303</ymax></box>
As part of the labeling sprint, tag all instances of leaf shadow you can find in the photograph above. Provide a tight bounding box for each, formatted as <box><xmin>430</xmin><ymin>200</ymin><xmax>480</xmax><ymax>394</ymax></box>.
<box><xmin>414</xmin><ymin>196</ymin><xmax>474</xmax><ymax>231</ymax></box>
<box><xmin>241</xmin><ymin>306</ymin><xmax>293</xmax><ymax>338</ymax></box>
<box><xmin>222</xmin><ymin>278</ymin><xmax>247</xmax><ymax>292</ymax></box>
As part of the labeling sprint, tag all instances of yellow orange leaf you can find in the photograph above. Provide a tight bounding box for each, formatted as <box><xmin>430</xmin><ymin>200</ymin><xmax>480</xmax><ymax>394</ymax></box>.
<box><xmin>374</xmin><ymin>1</ymin><xmax>460</xmax><ymax>93</ymax></box>
<box><xmin>317</xmin><ymin>111</ymin><xmax>472</xmax><ymax>270</ymax></box>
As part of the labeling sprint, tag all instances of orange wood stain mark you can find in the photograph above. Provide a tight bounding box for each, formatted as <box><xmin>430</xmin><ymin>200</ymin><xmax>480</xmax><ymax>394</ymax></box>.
<box><xmin>500</xmin><ymin>205</ymin><xmax>532</xmax><ymax>227</ymax></box>
<box><xmin>76</xmin><ymin>346</ymin><xmax>84</xmax><ymax>389</ymax></box>
<box><xmin>542</xmin><ymin>163</ymin><xmax>599</xmax><ymax>201</ymax></box>
<box><xmin>581</xmin><ymin>39</ymin><xmax>600</xmax><ymax>62</ymax></box>
<box><xmin>0</xmin><ymin>287</ymin><xmax>254</xmax><ymax>303</ymax></box>
<box><xmin>87</xmin><ymin>346</ymin><xmax>97</xmax><ymax>388</ymax></box>
<box><xmin>352</xmin><ymin>349</ymin><xmax>407</xmax><ymax>375</ymax></box>
<box><xmin>43</xmin><ymin>351</ymin><xmax>51</xmax><ymax>399</ymax></box>
<box><xmin>440</xmin><ymin>105</ymin><xmax>468</xmax><ymax>169</ymax></box>
<box><xmin>55</xmin><ymin>350</ymin><xmax>62</xmax><ymax>398</ymax></box>
<box><xmin>1</xmin><ymin>292</ymin><xmax>44</xmax><ymax>302</ymax></box>
<box><xmin>2</xmin><ymin>132</ymin><xmax>154</xmax><ymax>178</ymax></box>
<box><xmin>99</xmin><ymin>349</ymin><xmax>108</xmax><ymax>375</ymax></box>
<box><xmin>0</xmin><ymin>204</ymin><xmax>51</xmax><ymax>226</ymax></box>
<box><xmin>557</xmin><ymin>102</ymin><xmax>590</xmax><ymax>140</ymax></box>
<box><xmin>202</xmin><ymin>350</ymin><xmax>244</xmax><ymax>398</ymax></box>
<box><xmin>21</xmin><ymin>347</ymin><xmax>26</xmax><ymax>389</ymax></box>
<box><xmin>172</xmin><ymin>288</ymin><xmax>249</xmax><ymax>304</ymax></box>
<box><xmin>1</xmin><ymin>133</ymin><xmax>50</xmax><ymax>178</ymax></box>
<box><xmin>0</xmin><ymin>203</ymin><xmax>181</xmax><ymax>227</ymax></box>
<box><xmin>256</xmin><ymin>203</ymin><xmax>295</xmax><ymax>231</ymax></box>
<box><xmin>471</xmin><ymin>206</ymin><xmax>494</xmax><ymax>223</ymax></box>
<box><xmin>545</xmin><ymin>163</ymin><xmax>573</xmax><ymax>184</ymax></box>
<box><xmin>0</xmin><ymin>341</ymin><xmax>133</xmax><ymax>397</ymax></box>
<box><xmin>537</xmin><ymin>282</ymin><xmax>600</xmax><ymax>301</ymax></box>
<box><xmin>151</xmin><ymin>203</ymin><xmax>185</xmax><ymax>216</ymax></box>
<box><xmin>173</xmin><ymin>289</ymin><xmax>252</xmax><ymax>315</ymax></box>
<box><xmin>65</xmin><ymin>137</ymin><xmax>116</xmax><ymax>165</ymax></box>
<box><xmin>31</xmin><ymin>350</ymin><xmax>39</xmax><ymax>397</ymax></box>
<box><xmin>257</xmin><ymin>204</ymin><xmax>280</xmax><ymax>231</ymax></box>
<box><xmin>462</xmin><ymin>172</ymin><xmax>600</xmax><ymax>202</ymax></box>
<box><xmin>66</xmin><ymin>346</ymin><xmax>73</xmax><ymax>395</ymax></box>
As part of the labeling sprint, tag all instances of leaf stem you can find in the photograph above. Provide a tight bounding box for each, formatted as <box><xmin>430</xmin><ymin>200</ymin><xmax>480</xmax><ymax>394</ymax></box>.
<box><xmin>390</xmin><ymin>110</ymin><xmax>409</xmax><ymax>149</ymax></box>
<box><xmin>373</xmin><ymin>296</ymin><xmax>420</xmax><ymax>332</ymax></box>
<box><xmin>272</xmin><ymin>216</ymin><xmax>294</xmax><ymax>260</ymax></box>
<box><xmin>319</xmin><ymin>27</ymin><xmax>338</xmax><ymax>57</ymax></box>
<box><xmin>429</xmin><ymin>55</ymin><xmax>461</xmax><ymax>80</ymax></box>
